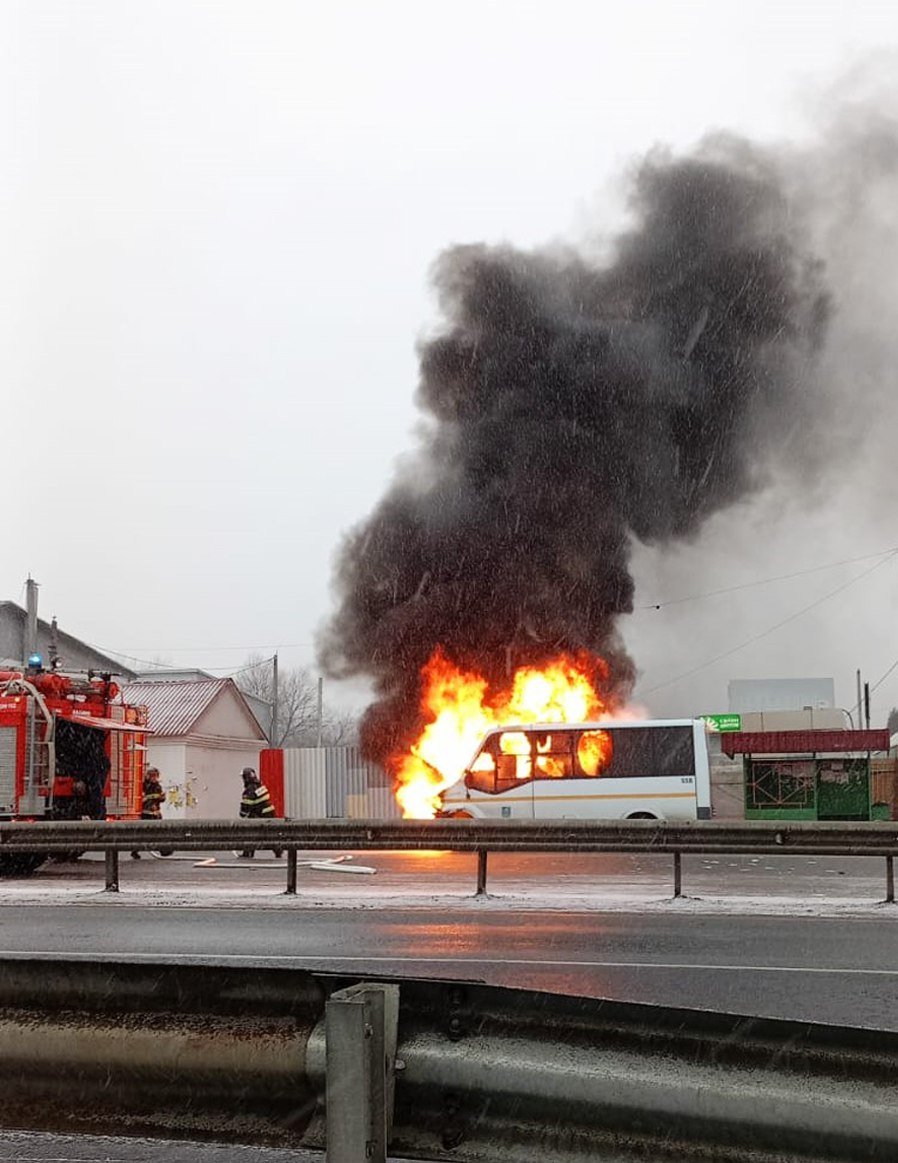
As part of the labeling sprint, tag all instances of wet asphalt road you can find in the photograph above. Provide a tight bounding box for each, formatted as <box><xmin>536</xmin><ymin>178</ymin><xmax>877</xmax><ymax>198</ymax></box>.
<box><xmin>1</xmin><ymin>854</ymin><xmax>896</xmax><ymax>1161</ymax></box>
<box><xmin>0</xmin><ymin>901</ymin><xmax>896</xmax><ymax>1029</ymax></box>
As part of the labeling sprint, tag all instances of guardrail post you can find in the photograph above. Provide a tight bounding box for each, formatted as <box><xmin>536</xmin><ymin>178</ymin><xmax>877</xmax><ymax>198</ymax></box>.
<box><xmin>105</xmin><ymin>849</ymin><xmax>119</xmax><ymax>893</ymax></box>
<box><xmin>325</xmin><ymin>982</ymin><xmax>399</xmax><ymax>1163</ymax></box>
<box><xmin>286</xmin><ymin>848</ymin><xmax>297</xmax><ymax>895</ymax></box>
<box><xmin>673</xmin><ymin>851</ymin><xmax>682</xmax><ymax>899</ymax></box>
<box><xmin>887</xmin><ymin>855</ymin><xmax>895</xmax><ymax>904</ymax></box>
<box><xmin>475</xmin><ymin>849</ymin><xmax>488</xmax><ymax>896</ymax></box>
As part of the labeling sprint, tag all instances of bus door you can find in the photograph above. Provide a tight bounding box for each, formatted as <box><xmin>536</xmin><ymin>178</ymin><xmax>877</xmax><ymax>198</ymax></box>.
<box><xmin>464</xmin><ymin>731</ymin><xmax>535</xmax><ymax>818</ymax></box>
<box><xmin>493</xmin><ymin>730</ymin><xmax>535</xmax><ymax>818</ymax></box>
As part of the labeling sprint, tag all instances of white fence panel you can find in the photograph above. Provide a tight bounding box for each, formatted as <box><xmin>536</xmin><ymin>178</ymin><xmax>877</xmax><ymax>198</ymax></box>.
<box><xmin>281</xmin><ymin>746</ymin><xmax>396</xmax><ymax>819</ymax></box>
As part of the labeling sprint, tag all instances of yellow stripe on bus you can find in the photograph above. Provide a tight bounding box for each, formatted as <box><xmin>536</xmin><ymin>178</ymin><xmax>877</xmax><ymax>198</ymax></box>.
<box><xmin>455</xmin><ymin>791</ymin><xmax>697</xmax><ymax>804</ymax></box>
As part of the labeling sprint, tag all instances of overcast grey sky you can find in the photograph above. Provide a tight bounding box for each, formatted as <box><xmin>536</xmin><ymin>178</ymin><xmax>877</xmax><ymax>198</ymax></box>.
<box><xmin>4</xmin><ymin>1</ymin><xmax>898</xmax><ymax>721</ymax></box>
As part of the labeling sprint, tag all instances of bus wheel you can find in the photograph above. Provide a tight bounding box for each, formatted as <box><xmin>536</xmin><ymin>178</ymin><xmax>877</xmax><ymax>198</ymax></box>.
<box><xmin>0</xmin><ymin>853</ymin><xmax>46</xmax><ymax>877</ymax></box>
<box><xmin>626</xmin><ymin>812</ymin><xmax>658</xmax><ymax>820</ymax></box>
<box><xmin>443</xmin><ymin>810</ymin><xmax>474</xmax><ymax>819</ymax></box>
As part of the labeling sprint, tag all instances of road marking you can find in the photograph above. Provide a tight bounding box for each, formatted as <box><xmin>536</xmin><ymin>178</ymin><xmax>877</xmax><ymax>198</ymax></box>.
<box><xmin>0</xmin><ymin>951</ymin><xmax>895</xmax><ymax>975</ymax></box>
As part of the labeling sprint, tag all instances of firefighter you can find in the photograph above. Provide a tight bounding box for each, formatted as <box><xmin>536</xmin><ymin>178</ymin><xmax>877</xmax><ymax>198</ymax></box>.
<box><xmin>237</xmin><ymin>767</ymin><xmax>282</xmax><ymax>859</ymax></box>
<box><xmin>131</xmin><ymin>766</ymin><xmax>167</xmax><ymax>859</ymax></box>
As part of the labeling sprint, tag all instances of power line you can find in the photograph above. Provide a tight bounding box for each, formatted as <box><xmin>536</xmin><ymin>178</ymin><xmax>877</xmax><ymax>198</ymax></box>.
<box><xmin>849</xmin><ymin>656</ymin><xmax>898</xmax><ymax>727</ymax></box>
<box><xmin>110</xmin><ymin>641</ymin><xmax>316</xmax><ymax>654</ymax></box>
<box><xmin>642</xmin><ymin>551</ymin><xmax>898</xmax><ymax>697</ymax></box>
<box><xmin>870</xmin><ymin>659</ymin><xmax>898</xmax><ymax>697</ymax></box>
<box><xmin>89</xmin><ymin>643</ymin><xmax>276</xmax><ymax>679</ymax></box>
<box><xmin>636</xmin><ymin>547</ymin><xmax>898</xmax><ymax>611</ymax></box>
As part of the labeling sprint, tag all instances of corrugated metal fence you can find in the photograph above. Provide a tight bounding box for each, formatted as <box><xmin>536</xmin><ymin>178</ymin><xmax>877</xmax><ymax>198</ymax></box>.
<box><xmin>277</xmin><ymin>747</ymin><xmax>401</xmax><ymax>820</ymax></box>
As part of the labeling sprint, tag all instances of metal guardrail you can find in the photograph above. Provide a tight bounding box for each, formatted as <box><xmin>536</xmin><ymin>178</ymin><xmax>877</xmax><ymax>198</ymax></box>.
<box><xmin>0</xmin><ymin>957</ymin><xmax>895</xmax><ymax>1162</ymax></box>
<box><xmin>1</xmin><ymin>817</ymin><xmax>898</xmax><ymax>899</ymax></box>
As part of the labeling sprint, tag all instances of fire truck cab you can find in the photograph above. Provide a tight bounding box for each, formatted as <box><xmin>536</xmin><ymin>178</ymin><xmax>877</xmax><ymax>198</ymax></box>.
<box><xmin>0</xmin><ymin>664</ymin><xmax>148</xmax><ymax>874</ymax></box>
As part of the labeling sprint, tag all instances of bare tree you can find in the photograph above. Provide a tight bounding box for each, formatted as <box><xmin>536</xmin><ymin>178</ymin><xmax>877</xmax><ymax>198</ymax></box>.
<box><xmin>237</xmin><ymin>654</ymin><xmax>318</xmax><ymax>747</ymax></box>
<box><xmin>236</xmin><ymin>654</ymin><xmax>359</xmax><ymax>748</ymax></box>
<box><xmin>321</xmin><ymin>707</ymin><xmax>360</xmax><ymax>746</ymax></box>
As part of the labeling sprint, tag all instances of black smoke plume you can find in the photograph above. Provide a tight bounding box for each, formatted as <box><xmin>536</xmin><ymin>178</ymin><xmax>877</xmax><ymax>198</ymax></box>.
<box><xmin>319</xmin><ymin>136</ymin><xmax>829</xmax><ymax>764</ymax></box>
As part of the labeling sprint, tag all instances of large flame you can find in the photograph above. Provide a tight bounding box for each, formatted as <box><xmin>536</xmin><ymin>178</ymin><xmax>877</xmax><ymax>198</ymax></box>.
<box><xmin>393</xmin><ymin>649</ymin><xmax>611</xmax><ymax>819</ymax></box>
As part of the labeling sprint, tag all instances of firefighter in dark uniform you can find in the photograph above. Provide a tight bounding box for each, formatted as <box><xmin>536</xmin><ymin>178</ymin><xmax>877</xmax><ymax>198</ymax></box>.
<box><xmin>238</xmin><ymin>767</ymin><xmax>282</xmax><ymax>859</ymax></box>
<box><xmin>132</xmin><ymin>766</ymin><xmax>166</xmax><ymax>860</ymax></box>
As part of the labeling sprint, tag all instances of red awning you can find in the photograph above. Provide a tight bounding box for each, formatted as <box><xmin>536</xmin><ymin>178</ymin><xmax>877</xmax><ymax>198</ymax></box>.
<box><xmin>721</xmin><ymin>729</ymin><xmax>890</xmax><ymax>757</ymax></box>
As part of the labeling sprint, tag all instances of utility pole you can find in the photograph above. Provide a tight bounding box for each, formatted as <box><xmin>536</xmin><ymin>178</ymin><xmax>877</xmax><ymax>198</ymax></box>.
<box><xmin>49</xmin><ymin>617</ymin><xmax>60</xmax><ymax>670</ymax></box>
<box><xmin>316</xmin><ymin>676</ymin><xmax>324</xmax><ymax>748</ymax></box>
<box><xmin>864</xmin><ymin>681</ymin><xmax>871</xmax><ymax>730</ymax></box>
<box><xmin>271</xmin><ymin>652</ymin><xmax>279</xmax><ymax>747</ymax></box>
<box><xmin>856</xmin><ymin>669</ymin><xmax>863</xmax><ymax>730</ymax></box>
<box><xmin>24</xmin><ymin>577</ymin><xmax>39</xmax><ymax>663</ymax></box>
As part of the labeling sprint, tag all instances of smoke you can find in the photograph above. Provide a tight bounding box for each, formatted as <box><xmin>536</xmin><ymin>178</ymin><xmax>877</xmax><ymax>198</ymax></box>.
<box><xmin>318</xmin><ymin>128</ymin><xmax>862</xmax><ymax>765</ymax></box>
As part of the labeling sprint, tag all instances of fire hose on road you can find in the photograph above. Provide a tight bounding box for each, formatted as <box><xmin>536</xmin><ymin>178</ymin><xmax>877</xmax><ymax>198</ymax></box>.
<box><xmin>0</xmin><ymin>957</ymin><xmax>894</xmax><ymax>1163</ymax></box>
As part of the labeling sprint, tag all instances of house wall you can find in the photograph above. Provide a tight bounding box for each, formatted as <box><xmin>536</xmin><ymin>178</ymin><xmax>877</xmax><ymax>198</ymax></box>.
<box><xmin>183</xmin><ymin>740</ymin><xmax>265</xmax><ymax>819</ymax></box>
<box><xmin>705</xmin><ymin>732</ymin><xmax>745</xmax><ymax>819</ymax></box>
<box><xmin>147</xmin><ymin>739</ymin><xmax>265</xmax><ymax>819</ymax></box>
<box><xmin>738</xmin><ymin>709</ymin><xmax>847</xmax><ymax>732</ymax></box>
<box><xmin>728</xmin><ymin>678</ymin><xmax>836</xmax><ymax>713</ymax></box>
<box><xmin>145</xmin><ymin>743</ymin><xmax>188</xmax><ymax>819</ymax></box>
<box><xmin>138</xmin><ymin>685</ymin><xmax>265</xmax><ymax>819</ymax></box>
<box><xmin>0</xmin><ymin>606</ymin><xmax>134</xmax><ymax>677</ymax></box>
<box><xmin>193</xmin><ymin>689</ymin><xmax>264</xmax><ymax>741</ymax></box>
<box><xmin>710</xmin><ymin>760</ymin><xmax>745</xmax><ymax>819</ymax></box>
<box><xmin>872</xmin><ymin>758</ymin><xmax>898</xmax><ymax>819</ymax></box>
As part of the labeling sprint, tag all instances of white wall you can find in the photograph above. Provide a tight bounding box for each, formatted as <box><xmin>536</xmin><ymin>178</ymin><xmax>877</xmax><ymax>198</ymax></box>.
<box><xmin>183</xmin><ymin>742</ymin><xmax>264</xmax><ymax>819</ymax></box>
<box><xmin>143</xmin><ymin>685</ymin><xmax>264</xmax><ymax>820</ymax></box>
<box><xmin>193</xmin><ymin>686</ymin><xmax>265</xmax><ymax>740</ymax></box>
<box><xmin>145</xmin><ymin>743</ymin><xmax>187</xmax><ymax>819</ymax></box>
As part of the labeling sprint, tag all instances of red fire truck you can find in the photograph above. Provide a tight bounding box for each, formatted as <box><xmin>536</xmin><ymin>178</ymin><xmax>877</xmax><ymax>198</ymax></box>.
<box><xmin>0</xmin><ymin>667</ymin><xmax>149</xmax><ymax>874</ymax></box>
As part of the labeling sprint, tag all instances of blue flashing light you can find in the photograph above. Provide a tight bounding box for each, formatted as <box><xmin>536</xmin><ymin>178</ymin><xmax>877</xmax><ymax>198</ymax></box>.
<box><xmin>27</xmin><ymin>653</ymin><xmax>43</xmax><ymax>669</ymax></box>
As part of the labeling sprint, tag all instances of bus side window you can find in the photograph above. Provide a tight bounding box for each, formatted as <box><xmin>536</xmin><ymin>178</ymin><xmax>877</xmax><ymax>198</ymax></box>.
<box><xmin>534</xmin><ymin>732</ymin><xmax>573</xmax><ymax>779</ymax></box>
<box><xmin>497</xmin><ymin>731</ymin><xmax>532</xmax><ymax>789</ymax></box>
<box><xmin>576</xmin><ymin>729</ymin><xmax>613</xmax><ymax>777</ymax></box>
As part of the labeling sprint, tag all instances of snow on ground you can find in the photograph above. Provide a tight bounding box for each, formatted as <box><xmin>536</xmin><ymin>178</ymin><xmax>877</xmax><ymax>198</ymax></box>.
<box><xmin>0</xmin><ymin>878</ymin><xmax>895</xmax><ymax>918</ymax></box>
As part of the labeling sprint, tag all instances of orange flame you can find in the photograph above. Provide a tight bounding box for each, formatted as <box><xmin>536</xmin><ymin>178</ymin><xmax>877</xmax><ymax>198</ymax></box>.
<box><xmin>393</xmin><ymin>649</ymin><xmax>610</xmax><ymax>818</ymax></box>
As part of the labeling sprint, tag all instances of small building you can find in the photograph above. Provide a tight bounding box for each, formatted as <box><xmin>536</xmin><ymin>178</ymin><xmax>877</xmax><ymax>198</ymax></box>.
<box><xmin>120</xmin><ymin>678</ymin><xmax>266</xmax><ymax>819</ymax></box>
<box><xmin>720</xmin><ymin>726</ymin><xmax>892</xmax><ymax>821</ymax></box>
<box><xmin>707</xmin><ymin>708</ymin><xmax>849</xmax><ymax>819</ymax></box>
<box><xmin>0</xmin><ymin>601</ymin><xmax>136</xmax><ymax>678</ymax></box>
<box><xmin>134</xmin><ymin>668</ymin><xmax>271</xmax><ymax>741</ymax></box>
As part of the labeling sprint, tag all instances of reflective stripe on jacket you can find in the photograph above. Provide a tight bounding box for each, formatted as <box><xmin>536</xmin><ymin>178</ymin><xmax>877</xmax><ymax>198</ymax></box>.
<box><xmin>141</xmin><ymin>780</ymin><xmax>165</xmax><ymax>821</ymax></box>
<box><xmin>239</xmin><ymin>783</ymin><xmax>276</xmax><ymax>818</ymax></box>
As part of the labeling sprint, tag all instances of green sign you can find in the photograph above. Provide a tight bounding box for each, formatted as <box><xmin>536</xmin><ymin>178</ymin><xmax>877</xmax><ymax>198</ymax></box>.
<box><xmin>701</xmin><ymin>713</ymin><xmax>742</xmax><ymax>732</ymax></box>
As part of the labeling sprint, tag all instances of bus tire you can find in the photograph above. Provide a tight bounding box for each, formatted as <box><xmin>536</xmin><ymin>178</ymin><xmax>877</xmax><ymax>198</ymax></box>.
<box><xmin>0</xmin><ymin>853</ymin><xmax>46</xmax><ymax>877</ymax></box>
<box><xmin>443</xmin><ymin>810</ymin><xmax>474</xmax><ymax>819</ymax></box>
<box><xmin>626</xmin><ymin>812</ymin><xmax>658</xmax><ymax>820</ymax></box>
